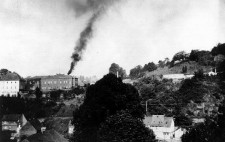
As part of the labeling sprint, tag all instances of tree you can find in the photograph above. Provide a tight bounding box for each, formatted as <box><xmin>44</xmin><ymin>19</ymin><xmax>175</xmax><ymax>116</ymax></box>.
<box><xmin>172</xmin><ymin>51</ymin><xmax>188</xmax><ymax>62</ymax></box>
<box><xmin>182</xmin><ymin>119</ymin><xmax>217</xmax><ymax>142</ymax></box>
<box><xmin>109</xmin><ymin>63</ymin><xmax>127</xmax><ymax>79</ymax></box>
<box><xmin>182</xmin><ymin>66</ymin><xmax>188</xmax><ymax>73</ymax></box>
<box><xmin>194</xmin><ymin>69</ymin><xmax>205</xmax><ymax>80</ymax></box>
<box><xmin>174</xmin><ymin>114</ymin><xmax>192</xmax><ymax>128</ymax></box>
<box><xmin>72</xmin><ymin>74</ymin><xmax>145</xmax><ymax>142</ymax></box>
<box><xmin>182</xmin><ymin>101</ymin><xmax>225</xmax><ymax>142</ymax></box>
<box><xmin>189</xmin><ymin>50</ymin><xmax>213</xmax><ymax>66</ymax></box>
<box><xmin>129</xmin><ymin>65</ymin><xmax>143</xmax><ymax>79</ymax></box>
<box><xmin>0</xmin><ymin>69</ymin><xmax>10</xmax><ymax>75</ymax></box>
<box><xmin>98</xmin><ymin>110</ymin><xmax>156</xmax><ymax>142</ymax></box>
<box><xmin>35</xmin><ymin>87</ymin><xmax>42</xmax><ymax>99</ymax></box>
<box><xmin>211</xmin><ymin>43</ymin><xmax>225</xmax><ymax>56</ymax></box>
<box><xmin>218</xmin><ymin>60</ymin><xmax>225</xmax><ymax>79</ymax></box>
<box><xmin>142</xmin><ymin>62</ymin><xmax>157</xmax><ymax>72</ymax></box>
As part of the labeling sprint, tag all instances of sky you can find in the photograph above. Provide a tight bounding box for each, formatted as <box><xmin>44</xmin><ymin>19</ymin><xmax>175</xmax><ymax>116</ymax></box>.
<box><xmin>0</xmin><ymin>0</ymin><xmax>225</xmax><ymax>78</ymax></box>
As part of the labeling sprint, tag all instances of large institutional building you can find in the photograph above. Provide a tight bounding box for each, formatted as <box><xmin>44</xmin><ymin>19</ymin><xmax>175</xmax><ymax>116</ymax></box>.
<box><xmin>26</xmin><ymin>74</ymin><xmax>78</xmax><ymax>92</ymax></box>
<box><xmin>0</xmin><ymin>72</ymin><xmax>26</xmax><ymax>96</ymax></box>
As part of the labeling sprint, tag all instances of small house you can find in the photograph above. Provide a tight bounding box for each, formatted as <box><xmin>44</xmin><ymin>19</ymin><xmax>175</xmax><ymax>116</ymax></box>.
<box><xmin>2</xmin><ymin>114</ymin><xmax>27</xmax><ymax>132</ymax></box>
<box><xmin>144</xmin><ymin>115</ymin><xmax>182</xmax><ymax>141</ymax></box>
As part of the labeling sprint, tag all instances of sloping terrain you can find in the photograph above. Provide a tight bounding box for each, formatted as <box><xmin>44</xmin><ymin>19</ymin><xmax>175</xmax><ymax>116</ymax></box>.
<box><xmin>145</xmin><ymin>61</ymin><xmax>212</xmax><ymax>77</ymax></box>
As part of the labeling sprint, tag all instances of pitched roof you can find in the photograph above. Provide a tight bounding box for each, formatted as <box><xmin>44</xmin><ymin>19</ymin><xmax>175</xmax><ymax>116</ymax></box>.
<box><xmin>20</xmin><ymin>121</ymin><xmax>37</xmax><ymax>136</ymax></box>
<box><xmin>2</xmin><ymin>114</ymin><xmax>22</xmax><ymax>121</ymax></box>
<box><xmin>143</xmin><ymin>115</ymin><xmax>173</xmax><ymax>128</ymax></box>
<box><xmin>0</xmin><ymin>72</ymin><xmax>22</xmax><ymax>81</ymax></box>
<box><xmin>26</xmin><ymin>74</ymin><xmax>75</xmax><ymax>80</ymax></box>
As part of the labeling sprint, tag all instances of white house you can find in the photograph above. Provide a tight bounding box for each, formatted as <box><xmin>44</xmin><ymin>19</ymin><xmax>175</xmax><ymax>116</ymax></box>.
<box><xmin>0</xmin><ymin>72</ymin><xmax>25</xmax><ymax>96</ymax></box>
<box><xmin>163</xmin><ymin>74</ymin><xmax>194</xmax><ymax>83</ymax></box>
<box><xmin>68</xmin><ymin>120</ymin><xmax>74</xmax><ymax>135</ymax></box>
<box><xmin>144</xmin><ymin>115</ymin><xmax>185</xmax><ymax>141</ymax></box>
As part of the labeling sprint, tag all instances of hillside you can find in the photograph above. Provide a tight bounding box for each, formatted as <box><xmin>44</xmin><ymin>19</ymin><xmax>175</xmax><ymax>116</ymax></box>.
<box><xmin>145</xmin><ymin>61</ymin><xmax>212</xmax><ymax>77</ymax></box>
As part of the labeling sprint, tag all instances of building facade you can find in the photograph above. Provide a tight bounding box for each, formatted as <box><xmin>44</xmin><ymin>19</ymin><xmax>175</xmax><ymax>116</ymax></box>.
<box><xmin>0</xmin><ymin>73</ymin><xmax>25</xmax><ymax>96</ymax></box>
<box><xmin>2</xmin><ymin>114</ymin><xmax>27</xmax><ymax>131</ymax></box>
<box><xmin>163</xmin><ymin>74</ymin><xmax>194</xmax><ymax>83</ymax></box>
<box><xmin>26</xmin><ymin>74</ymin><xmax>78</xmax><ymax>92</ymax></box>
<box><xmin>144</xmin><ymin>115</ymin><xmax>185</xmax><ymax>141</ymax></box>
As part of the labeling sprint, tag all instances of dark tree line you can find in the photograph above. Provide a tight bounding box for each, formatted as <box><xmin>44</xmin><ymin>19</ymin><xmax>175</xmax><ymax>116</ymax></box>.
<box><xmin>129</xmin><ymin>62</ymin><xmax>157</xmax><ymax>79</ymax></box>
<box><xmin>72</xmin><ymin>74</ymin><xmax>156</xmax><ymax>142</ymax></box>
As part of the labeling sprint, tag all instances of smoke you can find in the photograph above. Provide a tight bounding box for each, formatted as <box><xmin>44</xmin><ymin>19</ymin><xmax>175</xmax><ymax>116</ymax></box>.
<box><xmin>67</xmin><ymin>0</ymin><xmax>121</xmax><ymax>75</ymax></box>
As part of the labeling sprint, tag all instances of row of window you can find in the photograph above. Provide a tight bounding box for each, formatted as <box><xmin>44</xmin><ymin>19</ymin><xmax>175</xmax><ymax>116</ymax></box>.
<box><xmin>43</xmin><ymin>81</ymin><xmax>71</xmax><ymax>84</ymax></box>
<box><xmin>0</xmin><ymin>81</ymin><xmax>18</xmax><ymax>84</ymax></box>
<box><xmin>42</xmin><ymin>86</ymin><xmax>71</xmax><ymax>90</ymax></box>
<box><xmin>1</xmin><ymin>91</ymin><xmax>18</xmax><ymax>93</ymax></box>
<box><xmin>1</xmin><ymin>86</ymin><xmax>18</xmax><ymax>89</ymax></box>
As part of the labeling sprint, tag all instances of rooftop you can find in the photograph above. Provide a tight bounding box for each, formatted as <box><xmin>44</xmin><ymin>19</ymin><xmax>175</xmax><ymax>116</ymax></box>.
<box><xmin>143</xmin><ymin>115</ymin><xmax>173</xmax><ymax>128</ymax></box>
<box><xmin>0</xmin><ymin>72</ymin><xmax>23</xmax><ymax>81</ymax></box>
<box><xmin>2</xmin><ymin>114</ymin><xmax>23</xmax><ymax>122</ymax></box>
<box><xmin>26</xmin><ymin>74</ymin><xmax>76</xmax><ymax>80</ymax></box>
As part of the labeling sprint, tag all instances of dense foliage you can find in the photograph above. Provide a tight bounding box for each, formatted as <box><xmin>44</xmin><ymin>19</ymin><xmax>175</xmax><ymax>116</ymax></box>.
<box><xmin>211</xmin><ymin>43</ymin><xmax>225</xmax><ymax>56</ymax></box>
<box><xmin>129</xmin><ymin>62</ymin><xmax>157</xmax><ymax>79</ymax></box>
<box><xmin>189</xmin><ymin>50</ymin><xmax>214</xmax><ymax>66</ymax></box>
<box><xmin>72</xmin><ymin>74</ymin><xmax>153</xmax><ymax>142</ymax></box>
<box><xmin>109</xmin><ymin>63</ymin><xmax>127</xmax><ymax>79</ymax></box>
<box><xmin>172</xmin><ymin>51</ymin><xmax>188</xmax><ymax>62</ymax></box>
<box><xmin>129</xmin><ymin>65</ymin><xmax>144</xmax><ymax>79</ymax></box>
<box><xmin>98</xmin><ymin>110</ymin><xmax>156</xmax><ymax>142</ymax></box>
<box><xmin>0</xmin><ymin>96</ymin><xmax>59</xmax><ymax>119</ymax></box>
<box><xmin>182</xmin><ymin>101</ymin><xmax>225</xmax><ymax>142</ymax></box>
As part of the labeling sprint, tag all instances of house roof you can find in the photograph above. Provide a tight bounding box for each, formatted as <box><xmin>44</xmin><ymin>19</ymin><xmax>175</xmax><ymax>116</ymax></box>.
<box><xmin>0</xmin><ymin>72</ymin><xmax>23</xmax><ymax>81</ymax></box>
<box><xmin>20</xmin><ymin>121</ymin><xmax>37</xmax><ymax>136</ymax></box>
<box><xmin>27</xmin><ymin>74</ymin><xmax>75</xmax><ymax>80</ymax></box>
<box><xmin>143</xmin><ymin>115</ymin><xmax>173</xmax><ymax>128</ymax></box>
<box><xmin>2</xmin><ymin>114</ymin><xmax>22</xmax><ymax>122</ymax></box>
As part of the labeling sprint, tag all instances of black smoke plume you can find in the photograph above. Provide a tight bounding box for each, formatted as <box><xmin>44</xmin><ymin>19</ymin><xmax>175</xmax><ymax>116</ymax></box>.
<box><xmin>68</xmin><ymin>11</ymin><xmax>101</xmax><ymax>75</ymax></box>
<box><xmin>67</xmin><ymin>0</ymin><xmax>121</xmax><ymax>75</ymax></box>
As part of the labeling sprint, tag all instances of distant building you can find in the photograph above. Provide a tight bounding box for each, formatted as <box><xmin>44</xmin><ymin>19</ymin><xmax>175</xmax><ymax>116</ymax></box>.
<box><xmin>163</xmin><ymin>74</ymin><xmax>194</xmax><ymax>83</ymax></box>
<box><xmin>0</xmin><ymin>72</ymin><xmax>26</xmax><ymax>96</ymax></box>
<box><xmin>26</xmin><ymin>74</ymin><xmax>78</xmax><ymax>92</ymax></box>
<box><xmin>208</xmin><ymin>68</ymin><xmax>217</xmax><ymax>76</ymax></box>
<box><xmin>144</xmin><ymin>115</ymin><xmax>185</xmax><ymax>141</ymax></box>
<box><xmin>68</xmin><ymin>120</ymin><xmax>74</xmax><ymax>135</ymax></box>
<box><xmin>2</xmin><ymin>114</ymin><xmax>27</xmax><ymax>132</ymax></box>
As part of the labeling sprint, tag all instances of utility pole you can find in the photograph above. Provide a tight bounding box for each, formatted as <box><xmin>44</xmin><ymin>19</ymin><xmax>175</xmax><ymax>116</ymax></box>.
<box><xmin>145</xmin><ymin>99</ymin><xmax>152</xmax><ymax>114</ymax></box>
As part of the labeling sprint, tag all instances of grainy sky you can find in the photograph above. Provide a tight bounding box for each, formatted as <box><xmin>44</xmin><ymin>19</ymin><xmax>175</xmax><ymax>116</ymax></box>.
<box><xmin>0</xmin><ymin>0</ymin><xmax>225</xmax><ymax>78</ymax></box>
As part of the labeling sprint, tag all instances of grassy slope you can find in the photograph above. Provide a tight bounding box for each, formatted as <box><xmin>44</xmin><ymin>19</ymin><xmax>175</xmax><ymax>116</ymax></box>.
<box><xmin>145</xmin><ymin>61</ymin><xmax>212</xmax><ymax>77</ymax></box>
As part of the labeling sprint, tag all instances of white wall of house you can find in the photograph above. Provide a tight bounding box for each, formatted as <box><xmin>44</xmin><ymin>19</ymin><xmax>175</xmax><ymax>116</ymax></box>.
<box><xmin>0</xmin><ymin>80</ymin><xmax>20</xmax><ymax>96</ymax></box>
<box><xmin>147</xmin><ymin>120</ymin><xmax>175</xmax><ymax>140</ymax></box>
